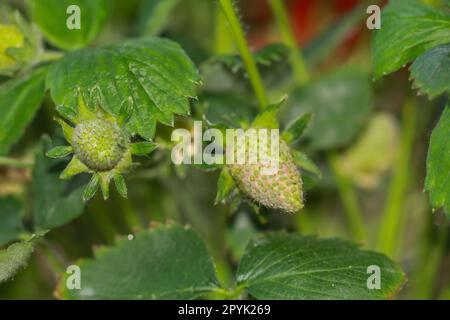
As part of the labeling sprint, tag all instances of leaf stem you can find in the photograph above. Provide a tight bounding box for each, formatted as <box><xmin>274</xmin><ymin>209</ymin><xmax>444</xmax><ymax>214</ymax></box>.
<box><xmin>376</xmin><ymin>98</ymin><xmax>417</xmax><ymax>257</ymax></box>
<box><xmin>213</xmin><ymin>5</ymin><xmax>235</xmax><ymax>55</ymax></box>
<box><xmin>413</xmin><ymin>222</ymin><xmax>448</xmax><ymax>299</ymax></box>
<box><xmin>87</xmin><ymin>201</ymin><xmax>119</xmax><ymax>244</ymax></box>
<box><xmin>268</xmin><ymin>0</ymin><xmax>310</xmax><ymax>86</ymax></box>
<box><xmin>218</xmin><ymin>0</ymin><xmax>269</xmax><ymax>109</ymax></box>
<box><xmin>268</xmin><ymin>0</ymin><xmax>316</xmax><ymax>233</ymax></box>
<box><xmin>38</xmin><ymin>50</ymin><xmax>64</xmax><ymax>63</ymax></box>
<box><xmin>328</xmin><ymin>153</ymin><xmax>367</xmax><ymax>243</ymax></box>
<box><xmin>296</xmin><ymin>209</ymin><xmax>316</xmax><ymax>234</ymax></box>
<box><xmin>38</xmin><ymin>240</ymin><xmax>65</xmax><ymax>280</ymax></box>
<box><xmin>0</xmin><ymin>156</ymin><xmax>34</xmax><ymax>168</ymax></box>
<box><xmin>41</xmin><ymin>238</ymin><xmax>68</xmax><ymax>269</ymax></box>
<box><xmin>115</xmin><ymin>194</ymin><xmax>142</xmax><ymax>230</ymax></box>
<box><xmin>212</xmin><ymin>283</ymin><xmax>246</xmax><ymax>299</ymax></box>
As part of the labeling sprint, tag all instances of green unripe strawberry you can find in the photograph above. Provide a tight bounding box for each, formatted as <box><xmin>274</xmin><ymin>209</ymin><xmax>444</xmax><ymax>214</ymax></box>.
<box><xmin>47</xmin><ymin>94</ymin><xmax>157</xmax><ymax>201</ymax></box>
<box><xmin>73</xmin><ymin>118</ymin><xmax>129</xmax><ymax>172</ymax></box>
<box><xmin>229</xmin><ymin>139</ymin><xmax>303</xmax><ymax>213</ymax></box>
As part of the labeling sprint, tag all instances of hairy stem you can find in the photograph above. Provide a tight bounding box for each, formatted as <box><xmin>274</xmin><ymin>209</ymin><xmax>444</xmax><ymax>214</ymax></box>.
<box><xmin>328</xmin><ymin>153</ymin><xmax>367</xmax><ymax>243</ymax></box>
<box><xmin>376</xmin><ymin>98</ymin><xmax>417</xmax><ymax>257</ymax></box>
<box><xmin>218</xmin><ymin>0</ymin><xmax>269</xmax><ymax>109</ymax></box>
<box><xmin>213</xmin><ymin>5</ymin><xmax>235</xmax><ymax>55</ymax></box>
<box><xmin>268</xmin><ymin>0</ymin><xmax>310</xmax><ymax>86</ymax></box>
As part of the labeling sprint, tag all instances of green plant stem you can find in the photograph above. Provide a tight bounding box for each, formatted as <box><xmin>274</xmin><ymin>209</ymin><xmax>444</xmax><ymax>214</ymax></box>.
<box><xmin>213</xmin><ymin>256</ymin><xmax>233</xmax><ymax>286</ymax></box>
<box><xmin>213</xmin><ymin>5</ymin><xmax>235</xmax><ymax>55</ymax></box>
<box><xmin>218</xmin><ymin>0</ymin><xmax>268</xmax><ymax>109</ymax></box>
<box><xmin>376</xmin><ymin>98</ymin><xmax>417</xmax><ymax>257</ymax></box>
<box><xmin>328</xmin><ymin>153</ymin><xmax>367</xmax><ymax>243</ymax></box>
<box><xmin>38</xmin><ymin>50</ymin><xmax>64</xmax><ymax>63</ymax></box>
<box><xmin>38</xmin><ymin>241</ymin><xmax>65</xmax><ymax>279</ymax></box>
<box><xmin>414</xmin><ymin>222</ymin><xmax>448</xmax><ymax>299</ymax></box>
<box><xmin>115</xmin><ymin>194</ymin><xmax>142</xmax><ymax>231</ymax></box>
<box><xmin>0</xmin><ymin>156</ymin><xmax>33</xmax><ymax>168</ymax></box>
<box><xmin>87</xmin><ymin>201</ymin><xmax>118</xmax><ymax>244</ymax></box>
<box><xmin>296</xmin><ymin>213</ymin><xmax>314</xmax><ymax>234</ymax></box>
<box><xmin>41</xmin><ymin>239</ymin><xmax>67</xmax><ymax>269</ymax></box>
<box><xmin>267</xmin><ymin>0</ymin><xmax>319</xmax><ymax>235</ymax></box>
<box><xmin>268</xmin><ymin>0</ymin><xmax>310</xmax><ymax>86</ymax></box>
<box><xmin>212</xmin><ymin>283</ymin><xmax>246</xmax><ymax>299</ymax></box>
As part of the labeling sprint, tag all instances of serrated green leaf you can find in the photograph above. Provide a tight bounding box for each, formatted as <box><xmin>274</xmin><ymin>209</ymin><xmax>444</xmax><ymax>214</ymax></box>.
<box><xmin>130</xmin><ymin>141</ymin><xmax>158</xmax><ymax>156</ymax></box>
<box><xmin>282</xmin><ymin>112</ymin><xmax>312</xmax><ymax>144</ymax></box>
<box><xmin>425</xmin><ymin>104</ymin><xmax>450</xmax><ymax>218</ymax></box>
<box><xmin>215</xmin><ymin>168</ymin><xmax>235</xmax><ymax>205</ymax></box>
<box><xmin>203</xmin><ymin>93</ymin><xmax>256</xmax><ymax>128</ymax></box>
<box><xmin>138</xmin><ymin>0</ymin><xmax>181</xmax><ymax>36</ymax></box>
<box><xmin>213</xmin><ymin>43</ymin><xmax>289</xmax><ymax>73</ymax></box>
<box><xmin>46</xmin><ymin>37</ymin><xmax>200</xmax><ymax>140</ymax></box>
<box><xmin>253</xmin><ymin>43</ymin><xmax>289</xmax><ymax>66</ymax></box>
<box><xmin>30</xmin><ymin>0</ymin><xmax>111</xmax><ymax>50</ymax></box>
<box><xmin>291</xmin><ymin>151</ymin><xmax>322</xmax><ymax>179</ymax></box>
<box><xmin>0</xmin><ymin>233</ymin><xmax>43</xmax><ymax>283</ymax></box>
<box><xmin>201</xmin><ymin>42</ymin><xmax>290</xmax><ymax>93</ymax></box>
<box><xmin>0</xmin><ymin>66</ymin><xmax>47</xmax><ymax>155</ymax></box>
<box><xmin>32</xmin><ymin>137</ymin><xmax>86</xmax><ymax>230</ymax></box>
<box><xmin>199</xmin><ymin>60</ymin><xmax>249</xmax><ymax>93</ymax></box>
<box><xmin>372</xmin><ymin>0</ymin><xmax>450</xmax><ymax>79</ymax></box>
<box><xmin>237</xmin><ymin>233</ymin><xmax>405</xmax><ymax>299</ymax></box>
<box><xmin>0</xmin><ymin>197</ymin><xmax>25</xmax><ymax>247</ymax></box>
<box><xmin>410</xmin><ymin>44</ymin><xmax>450</xmax><ymax>99</ymax></box>
<box><xmin>46</xmin><ymin>145</ymin><xmax>73</xmax><ymax>158</ymax></box>
<box><xmin>281</xmin><ymin>68</ymin><xmax>373</xmax><ymax>150</ymax></box>
<box><xmin>59</xmin><ymin>224</ymin><xmax>220</xmax><ymax>299</ymax></box>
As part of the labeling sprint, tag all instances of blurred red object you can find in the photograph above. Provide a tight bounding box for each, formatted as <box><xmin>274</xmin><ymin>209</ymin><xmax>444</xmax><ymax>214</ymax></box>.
<box><xmin>335</xmin><ymin>0</ymin><xmax>360</xmax><ymax>13</ymax></box>
<box><xmin>242</xmin><ymin>0</ymin><xmax>363</xmax><ymax>49</ymax></box>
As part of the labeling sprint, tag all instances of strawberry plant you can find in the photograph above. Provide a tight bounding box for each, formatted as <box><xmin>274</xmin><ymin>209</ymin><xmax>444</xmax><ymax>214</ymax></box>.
<box><xmin>0</xmin><ymin>0</ymin><xmax>448</xmax><ymax>300</ymax></box>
